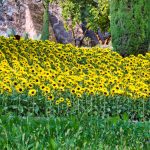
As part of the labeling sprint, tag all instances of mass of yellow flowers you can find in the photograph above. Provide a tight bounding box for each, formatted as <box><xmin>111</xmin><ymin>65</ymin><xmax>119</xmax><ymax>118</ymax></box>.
<box><xmin>0</xmin><ymin>36</ymin><xmax>149</xmax><ymax>104</ymax></box>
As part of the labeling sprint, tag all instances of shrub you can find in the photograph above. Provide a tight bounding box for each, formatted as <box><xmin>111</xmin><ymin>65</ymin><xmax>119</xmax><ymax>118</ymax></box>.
<box><xmin>110</xmin><ymin>0</ymin><xmax>150</xmax><ymax>56</ymax></box>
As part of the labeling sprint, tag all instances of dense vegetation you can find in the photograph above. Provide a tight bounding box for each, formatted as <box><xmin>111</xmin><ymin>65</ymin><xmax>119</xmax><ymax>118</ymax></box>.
<box><xmin>0</xmin><ymin>37</ymin><xmax>149</xmax><ymax>148</ymax></box>
<box><xmin>60</xmin><ymin>0</ymin><xmax>110</xmax><ymax>32</ymax></box>
<box><xmin>0</xmin><ymin>0</ymin><xmax>150</xmax><ymax>149</ymax></box>
<box><xmin>0</xmin><ymin>115</ymin><xmax>149</xmax><ymax>149</ymax></box>
<box><xmin>26</xmin><ymin>0</ymin><xmax>150</xmax><ymax>55</ymax></box>
<box><xmin>110</xmin><ymin>0</ymin><xmax>150</xmax><ymax>56</ymax></box>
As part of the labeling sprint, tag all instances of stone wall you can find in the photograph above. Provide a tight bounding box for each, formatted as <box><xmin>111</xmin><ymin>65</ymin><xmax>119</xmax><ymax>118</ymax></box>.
<box><xmin>0</xmin><ymin>0</ymin><xmax>55</xmax><ymax>40</ymax></box>
<box><xmin>0</xmin><ymin>0</ymin><xmax>24</xmax><ymax>36</ymax></box>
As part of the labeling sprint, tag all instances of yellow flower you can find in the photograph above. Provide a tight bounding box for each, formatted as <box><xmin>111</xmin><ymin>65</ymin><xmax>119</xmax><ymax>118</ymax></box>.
<box><xmin>59</xmin><ymin>97</ymin><xmax>64</xmax><ymax>102</ymax></box>
<box><xmin>4</xmin><ymin>86</ymin><xmax>12</xmax><ymax>94</ymax></box>
<box><xmin>28</xmin><ymin>89</ymin><xmax>36</xmax><ymax>96</ymax></box>
<box><xmin>71</xmin><ymin>88</ymin><xmax>76</xmax><ymax>94</ymax></box>
<box><xmin>59</xmin><ymin>87</ymin><xmax>64</xmax><ymax>92</ymax></box>
<box><xmin>67</xmin><ymin>102</ymin><xmax>71</xmax><ymax>107</ymax></box>
<box><xmin>34</xmin><ymin>78</ymin><xmax>40</xmax><ymax>85</ymax></box>
<box><xmin>55</xmin><ymin>100</ymin><xmax>60</xmax><ymax>105</ymax></box>
<box><xmin>16</xmin><ymin>85</ymin><xmax>24</xmax><ymax>93</ymax></box>
<box><xmin>40</xmin><ymin>84</ymin><xmax>45</xmax><ymax>91</ymax></box>
<box><xmin>13</xmin><ymin>81</ymin><xmax>18</xmax><ymax>86</ymax></box>
<box><xmin>77</xmin><ymin>93</ymin><xmax>82</xmax><ymax>98</ymax></box>
<box><xmin>103</xmin><ymin>91</ymin><xmax>109</xmax><ymax>96</ymax></box>
<box><xmin>27</xmin><ymin>83</ymin><xmax>34</xmax><ymax>89</ymax></box>
<box><xmin>47</xmin><ymin>94</ymin><xmax>54</xmax><ymax>101</ymax></box>
<box><xmin>52</xmin><ymin>82</ymin><xmax>58</xmax><ymax>89</ymax></box>
<box><xmin>43</xmin><ymin>86</ymin><xmax>50</xmax><ymax>94</ymax></box>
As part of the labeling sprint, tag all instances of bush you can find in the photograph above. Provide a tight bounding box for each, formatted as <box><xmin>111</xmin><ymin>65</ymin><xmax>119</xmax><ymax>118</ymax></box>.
<box><xmin>110</xmin><ymin>0</ymin><xmax>150</xmax><ymax>56</ymax></box>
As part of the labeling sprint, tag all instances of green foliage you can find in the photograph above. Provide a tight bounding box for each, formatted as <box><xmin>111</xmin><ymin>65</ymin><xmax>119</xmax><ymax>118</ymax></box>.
<box><xmin>110</xmin><ymin>0</ymin><xmax>150</xmax><ymax>56</ymax></box>
<box><xmin>0</xmin><ymin>115</ymin><xmax>149</xmax><ymax>149</ymax></box>
<box><xmin>60</xmin><ymin>0</ymin><xmax>110</xmax><ymax>32</ymax></box>
<box><xmin>88</xmin><ymin>0</ymin><xmax>110</xmax><ymax>32</ymax></box>
<box><xmin>0</xmin><ymin>91</ymin><xmax>149</xmax><ymax>121</ymax></box>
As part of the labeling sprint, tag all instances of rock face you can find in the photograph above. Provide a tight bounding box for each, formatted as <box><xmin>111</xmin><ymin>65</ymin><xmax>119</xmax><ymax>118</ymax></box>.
<box><xmin>0</xmin><ymin>0</ymin><xmax>55</xmax><ymax>40</ymax></box>
<box><xmin>0</xmin><ymin>0</ymin><xmax>75</xmax><ymax>43</ymax></box>
<box><xmin>49</xmin><ymin>3</ymin><xmax>74</xmax><ymax>44</ymax></box>
<box><xmin>0</xmin><ymin>0</ymin><xmax>101</xmax><ymax>46</ymax></box>
<box><xmin>0</xmin><ymin>0</ymin><xmax>23</xmax><ymax>36</ymax></box>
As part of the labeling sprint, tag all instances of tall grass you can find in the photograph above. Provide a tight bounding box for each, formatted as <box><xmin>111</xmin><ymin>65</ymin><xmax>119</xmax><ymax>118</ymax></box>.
<box><xmin>0</xmin><ymin>115</ymin><xmax>149</xmax><ymax>150</ymax></box>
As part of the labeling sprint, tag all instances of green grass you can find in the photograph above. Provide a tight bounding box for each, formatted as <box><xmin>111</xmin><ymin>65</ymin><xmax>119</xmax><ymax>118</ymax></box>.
<box><xmin>0</xmin><ymin>114</ymin><xmax>149</xmax><ymax>150</ymax></box>
<box><xmin>0</xmin><ymin>93</ymin><xmax>149</xmax><ymax>149</ymax></box>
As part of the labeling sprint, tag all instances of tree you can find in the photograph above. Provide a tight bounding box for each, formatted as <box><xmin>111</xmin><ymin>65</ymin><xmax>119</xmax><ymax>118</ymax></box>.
<box><xmin>110</xmin><ymin>0</ymin><xmax>150</xmax><ymax>56</ymax></box>
<box><xmin>60</xmin><ymin>0</ymin><xmax>110</xmax><ymax>32</ymax></box>
<box><xmin>59</xmin><ymin>0</ymin><xmax>110</xmax><ymax>45</ymax></box>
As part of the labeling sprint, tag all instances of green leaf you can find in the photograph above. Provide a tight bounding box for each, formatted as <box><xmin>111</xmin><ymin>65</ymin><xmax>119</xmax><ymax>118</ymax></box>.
<box><xmin>122</xmin><ymin>113</ymin><xmax>129</xmax><ymax>121</ymax></box>
<box><xmin>49</xmin><ymin>138</ymin><xmax>57</xmax><ymax>150</ymax></box>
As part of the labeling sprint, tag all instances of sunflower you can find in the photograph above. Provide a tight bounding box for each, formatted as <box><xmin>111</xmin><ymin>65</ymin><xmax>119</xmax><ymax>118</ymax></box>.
<box><xmin>40</xmin><ymin>84</ymin><xmax>45</xmax><ymax>91</ymax></box>
<box><xmin>67</xmin><ymin>102</ymin><xmax>71</xmax><ymax>107</ymax></box>
<box><xmin>55</xmin><ymin>100</ymin><xmax>60</xmax><ymax>105</ymax></box>
<box><xmin>59</xmin><ymin>97</ymin><xmax>64</xmax><ymax>102</ymax></box>
<box><xmin>76</xmin><ymin>86</ymin><xmax>81</xmax><ymax>92</ymax></box>
<box><xmin>43</xmin><ymin>86</ymin><xmax>50</xmax><ymax>94</ymax></box>
<box><xmin>28</xmin><ymin>89</ymin><xmax>36</xmax><ymax>96</ymax></box>
<box><xmin>21</xmin><ymin>79</ymin><xmax>27</xmax><ymax>86</ymax></box>
<box><xmin>52</xmin><ymin>83</ymin><xmax>58</xmax><ymax>89</ymax></box>
<box><xmin>58</xmin><ymin>79</ymin><xmax>62</xmax><ymax>84</ymax></box>
<box><xmin>27</xmin><ymin>83</ymin><xmax>34</xmax><ymax>89</ymax></box>
<box><xmin>13</xmin><ymin>81</ymin><xmax>18</xmax><ymax>86</ymax></box>
<box><xmin>59</xmin><ymin>87</ymin><xmax>64</xmax><ymax>92</ymax></box>
<box><xmin>34</xmin><ymin>78</ymin><xmax>40</xmax><ymax>85</ymax></box>
<box><xmin>4</xmin><ymin>86</ymin><xmax>12</xmax><ymax>94</ymax></box>
<box><xmin>77</xmin><ymin>93</ymin><xmax>81</xmax><ymax>98</ymax></box>
<box><xmin>16</xmin><ymin>86</ymin><xmax>24</xmax><ymax>93</ymax></box>
<box><xmin>47</xmin><ymin>94</ymin><xmax>54</xmax><ymax>101</ymax></box>
<box><xmin>71</xmin><ymin>88</ymin><xmax>76</xmax><ymax>94</ymax></box>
